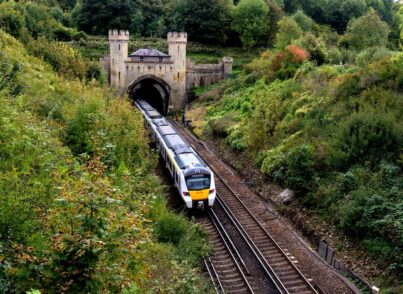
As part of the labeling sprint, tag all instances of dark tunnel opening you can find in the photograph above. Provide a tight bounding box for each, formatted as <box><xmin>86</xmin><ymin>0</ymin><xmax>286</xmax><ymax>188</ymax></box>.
<box><xmin>129</xmin><ymin>78</ymin><xmax>170</xmax><ymax>115</ymax></box>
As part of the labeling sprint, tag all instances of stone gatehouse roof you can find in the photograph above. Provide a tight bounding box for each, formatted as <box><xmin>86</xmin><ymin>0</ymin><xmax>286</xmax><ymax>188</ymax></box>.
<box><xmin>129</xmin><ymin>48</ymin><xmax>169</xmax><ymax>57</ymax></box>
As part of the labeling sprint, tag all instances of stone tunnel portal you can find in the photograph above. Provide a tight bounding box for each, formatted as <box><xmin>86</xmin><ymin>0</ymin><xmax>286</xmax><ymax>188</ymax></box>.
<box><xmin>128</xmin><ymin>76</ymin><xmax>170</xmax><ymax>115</ymax></box>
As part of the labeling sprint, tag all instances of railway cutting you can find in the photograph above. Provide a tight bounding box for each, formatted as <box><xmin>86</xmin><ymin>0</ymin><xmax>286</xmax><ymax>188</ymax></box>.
<box><xmin>135</xmin><ymin>99</ymin><xmax>356</xmax><ymax>294</ymax></box>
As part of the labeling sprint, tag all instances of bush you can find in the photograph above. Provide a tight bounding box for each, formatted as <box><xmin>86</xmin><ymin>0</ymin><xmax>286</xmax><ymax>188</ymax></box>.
<box><xmin>285</xmin><ymin>144</ymin><xmax>316</xmax><ymax>193</ymax></box>
<box><xmin>0</xmin><ymin>2</ymin><xmax>25</xmax><ymax>38</ymax></box>
<box><xmin>327</xmin><ymin>47</ymin><xmax>342</xmax><ymax>64</ymax></box>
<box><xmin>355</xmin><ymin>46</ymin><xmax>393</xmax><ymax>66</ymax></box>
<box><xmin>331</xmin><ymin>112</ymin><xmax>400</xmax><ymax>169</ymax></box>
<box><xmin>347</xmin><ymin>11</ymin><xmax>390</xmax><ymax>51</ymax></box>
<box><xmin>226</xmin><ymin>126</ymin><xmax>247</xmax><ymax>151</ymax></box>
<box><xmin>295</xmin><ymin>33</ymin><xmax>328</xmax><ymax>65</ymax></box>
<box><xmin>154</xmin><ymin>213</ymin><xmax>187</xmax><ymax>245</ymax></box>
<box><xmin>275</xmin><ymin>17</ymin><xmax>302</xmax><ymax>49</ymax></box>
<box><xmin>28</xmin><ymin>38</ymin><xmax>86</xmax><ymax>79</ymax></box>
<box><xmin>65</xmin><ymin>100</ymin><xmax>103</xmax><ymax>156</ymax></box>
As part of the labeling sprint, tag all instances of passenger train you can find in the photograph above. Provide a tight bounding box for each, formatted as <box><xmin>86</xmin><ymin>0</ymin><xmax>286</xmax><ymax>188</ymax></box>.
<box><xmin>135</xmin><ymin>99</ymin><xmax>216</xmax><ymax>209</ymax></box>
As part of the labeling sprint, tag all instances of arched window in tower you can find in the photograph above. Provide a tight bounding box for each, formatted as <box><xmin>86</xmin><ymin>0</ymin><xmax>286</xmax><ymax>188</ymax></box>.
<box><xmin>118</xmin><ymin>44</ymin><xmax>121</xmax><ymax>51</ymax></box>
<box><xmin>119</xmin><ymin>72</ymin><xmax>121</xmax><ymax>80</ymax></box>
<box><xmin>177</xmin><ymin>72</ymin><xmax>179</xmax><ymax>79</ymax></box>
<box><xmin>178</xmin><ymin>46</ymin><xmax>179</xmax><ymax>54</ymax></box>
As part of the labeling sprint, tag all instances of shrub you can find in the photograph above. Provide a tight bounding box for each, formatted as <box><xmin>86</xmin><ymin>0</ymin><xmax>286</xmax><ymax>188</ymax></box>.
<box><xmin>260</xmin><ymin>147</ymin><xmax>287</xmax><ymax>182</ymax></box>
<box><xmin>207</xmin><ymin>112</ymin><xmax>238</xmax><ymax>137</ymax></box>
<box><xmin>355</xmin><ymin>46</ymin><xmax>393</xmax><ymax>66</ymax></box>
<box><xmin>331</xmin><ymin>112</ymin><xmax>400</xmax><ymax>169</ymax></box>
<box><xmin>327</xmin><ymin>47</ymin><xmax>342</xmax><ymax>64</ymax></box>
<box><xmin>226</xmin><ymin>126</ymin><xmax>247</xmax><ymax>151</ymax></box>
<box><xmin>0</xmin><ymin>2</ymin><xmax>25</xmax><ymax>38</ymax></box>
<box><xmin>65</xmin><ymin>100</ymin><xmax>103</xmax><ymax>156</ymax></box>
<box><xmin>347</xmin><ymin>11</ymin><xmax>390</xmax><ymax>51</ymax></box>
<box><xmin>285</xmin><ymin>144</ymin><xmax>316</xmax><ymax>193</ymax></box>
<box><xmin>154</xmin><ymin>213</ymin><xmax>187</xmax><ymax>245</ymax></box>
<box><xmin>292</xmin><ymin>10</ymin><xmax>313</xmax><ymax>31</ymax></box>
<box><xmin>294</xmin><ymin>33</ymin><xmax>327</xmax><ymax>65</ymax></box>
<box><xmin>28</xmin><ymin>38</ymin><xmax>86</xmax><ymax>80</ymax></box>
<box><xmin>275</xmin><ymin>17</ymin><xmax>302</xmax><ymax>49</ymax></box>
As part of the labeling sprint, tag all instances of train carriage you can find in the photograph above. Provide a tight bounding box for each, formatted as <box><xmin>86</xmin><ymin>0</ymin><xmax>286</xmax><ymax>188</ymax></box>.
<box><xmin>135</xmin><ymin>99</ymin><xmax>216</xmax><ymax>209</ymax></box>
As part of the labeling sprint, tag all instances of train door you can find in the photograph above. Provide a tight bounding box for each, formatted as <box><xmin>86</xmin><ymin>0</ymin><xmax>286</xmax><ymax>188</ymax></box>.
<box><xmin>175</xmin><ymin>172</ymin><xmax>180</xmax><ymax>189</ymax></box>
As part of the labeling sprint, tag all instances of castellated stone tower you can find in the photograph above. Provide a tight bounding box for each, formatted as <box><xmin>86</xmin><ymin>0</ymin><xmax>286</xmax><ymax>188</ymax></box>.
<box><xmin>168</xmin><ymin>32</ymin><xmax>187</xmax><ymax>110</ymax></box>
<box><xmin>109</xmin><ymin>29</ymin><xmax>129</xmax><ymax>92</ymax></box>
<box><xmin>102</xmin><ymin>29</ymin><xmax>232</xmax><ymax>113</ymax></box>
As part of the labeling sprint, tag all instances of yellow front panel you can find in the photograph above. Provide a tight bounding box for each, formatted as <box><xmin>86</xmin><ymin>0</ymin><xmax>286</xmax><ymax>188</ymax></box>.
<box><xmin>189</xmin><ymin>189</ymin><xmax>209</xmax><ymax>200</ymax></box>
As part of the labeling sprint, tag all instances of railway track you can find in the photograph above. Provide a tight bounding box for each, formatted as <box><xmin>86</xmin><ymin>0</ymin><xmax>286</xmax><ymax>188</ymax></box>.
<box><xmin>171</xmin><ymin>120</ymin><xmax>320</xmax><ymax>294</ymax></box>
<box><xmin>198</xmin><ymin>211</ymin><xmax>255</xmax><ymax>293</ymax></box>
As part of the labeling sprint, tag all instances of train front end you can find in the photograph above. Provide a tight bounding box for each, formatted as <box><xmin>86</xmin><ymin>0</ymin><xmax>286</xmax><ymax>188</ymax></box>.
<box><xmin>182</xmin><ymin>167</ymin><xmax>216</xmax><ymax>209</ymax></box>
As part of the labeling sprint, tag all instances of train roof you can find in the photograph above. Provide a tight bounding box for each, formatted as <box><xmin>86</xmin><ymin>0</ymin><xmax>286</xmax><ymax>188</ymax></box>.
<box><xmin>152</xmin><ymin>118</ymin><xmax>170</xmax><ymax>127</ymax></box>
<box><xmin>145</xmin><ymin>109</ymin><xmax>162</xmax><ymax>118</ymax></box>
<box><xmin>183</xmin><ymin>167</ymin><xmax>211</xmax><ymax>176</ymax></box>
<box><xmin>175</xmin><ymin>153</ymin><xmax>207</xmax><ymax>170</ymax></box>
<box><xmin>137</xmin><ymin>99</ymin><xmax>153</xmax><ymax>109</ymax></box>
<box><xmin>157</xmin><ymin>125</ymin><xmax>176</xmax><ymax>136</ymax></box>
<box><xmin>163</xmin><ymin>134</ymin><xmax>186</xmax><ymax>148</ymax></box>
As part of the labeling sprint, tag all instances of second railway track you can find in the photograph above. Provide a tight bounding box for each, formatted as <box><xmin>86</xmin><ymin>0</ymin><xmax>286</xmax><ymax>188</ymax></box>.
<box><xmin>171</xmin><ymin>120</ymin><xmax>320</xmax><ymax>294</ymax></box>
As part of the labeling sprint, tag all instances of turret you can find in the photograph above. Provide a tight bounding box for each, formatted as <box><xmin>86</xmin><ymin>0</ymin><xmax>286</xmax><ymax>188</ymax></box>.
<box><xmin>223</xmin><ymin>57</ymin><xmax>233</xmax><ymax>78</ymax></box>
<box><xmin>168</xmin><ymin>32</ymin><xmax>187</xmax><ymax>72</ymax></box>
<box><xmin>109</xmin><ymin>29</ymin><xmax>129</xmax><ymax>92</ymax></box>
<box><xmin>167</xmin><ymin>32</ymin><xmax>187</xmax><ymax>110</ymax></box>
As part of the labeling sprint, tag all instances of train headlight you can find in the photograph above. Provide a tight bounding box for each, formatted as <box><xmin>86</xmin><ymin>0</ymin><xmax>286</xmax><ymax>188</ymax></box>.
<box><xmin>209</xmin><ymin>189</ymin><xmax>215</xmax><ymax>194</ymax></box>
<box><xmin>183</xmin><ymin>191</ymin><xmax>190</xmax><ymax>196</ymax></box>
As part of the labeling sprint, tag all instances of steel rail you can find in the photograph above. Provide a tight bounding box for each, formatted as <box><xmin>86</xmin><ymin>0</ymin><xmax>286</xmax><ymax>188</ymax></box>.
<box><xmin>170</xmin><ymin>120</ymin><xmax>318</xmax><ymax>294</ymax></box>
<box><xmin>198</xmin><ymin>213</ymin><xmax>254</xmax><ymax>294</ymax></box>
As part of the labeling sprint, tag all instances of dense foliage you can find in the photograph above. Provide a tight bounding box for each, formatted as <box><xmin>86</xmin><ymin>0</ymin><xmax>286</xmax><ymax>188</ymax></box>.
<box><xmin>187</xmin><ymin>7</ymin><xmax>403</xmax><ymax>292</ymax></box>
<box><xmin>0</xmin><ymin>5</ymin><xmax>210</xmax><ymax>292</ymax></box>
<box><xmin>19</xmin><ymin>0</ymin><xmax>401</xmax><ymax>49</ymax></box>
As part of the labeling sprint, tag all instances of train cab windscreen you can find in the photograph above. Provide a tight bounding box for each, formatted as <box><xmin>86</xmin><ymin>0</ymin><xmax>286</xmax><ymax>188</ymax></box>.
<box><xmin>185</xmin><ymin>174</ymin><xmax>210</xmax><ymax>191</ymax></box>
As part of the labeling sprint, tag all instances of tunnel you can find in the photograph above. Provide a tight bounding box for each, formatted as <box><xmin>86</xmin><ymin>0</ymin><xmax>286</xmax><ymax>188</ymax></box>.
<box><xmin>128</xmin><ymin>75</ymin><xmax>170</xmax><ymax>114</ymax></box>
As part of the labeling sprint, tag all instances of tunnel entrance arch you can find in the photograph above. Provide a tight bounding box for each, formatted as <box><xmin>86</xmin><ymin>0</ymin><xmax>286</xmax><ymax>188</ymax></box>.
<box><xmin>128</xmin><ymin>75</ymin><xmax>171</xmax><ymax>114</ymax></box>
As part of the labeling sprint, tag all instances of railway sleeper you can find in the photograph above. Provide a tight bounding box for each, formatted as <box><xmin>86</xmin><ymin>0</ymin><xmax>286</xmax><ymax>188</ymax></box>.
<box><xmin>215</xmin><ymin>263</ymin><xmax>235</xmax><ymax>270</ymax></box>
<box><xmin>276</xmin><ymin>273</ymin><xmax>300</xmax><ymax>282</ymax></box>
<box><xmin>261</xmin><ymin>249</ymin><xmax>281</xmax><ymax>256</ymax></box>
<box><xmin>213</xmin><ymin>252</ymin><xmax>231</xmax><ymax>259</ymax></box>
<box><xmin>267</xmin><ymin>254</ymin><xmax>287</xmax><ymax>261</ymax></box>
<box><xmin>283</xmin><ymin>279</ymin><xmax>306</xmax><ymax>287</ymax></box>
<box><xmin>287</xmin><ymin>285</ymin><xmax>312</xmax><ymax>293</ymax></box>
<box><xmin>276</xmin><ymin>268</ymin><xmax>297</xmax><ymax>276</ymax></box>
<box><xmin>229</xmin><ymin>287</ymin><xmax>250</xmax><ymax>294</ymax></box>
<box><xmin>212</xmin><ymin>243</ymin><xmax>226</xmax><ymax>250</ymax></box>
<box><xmin>223</xmin><ymin>280</ymin><xmax>247</xmax><ymax>288</ymax></box>
<box><xmin>214</xmin><ymin>249</ymin><xmax>229</xmax><ymax>256</ymax></box>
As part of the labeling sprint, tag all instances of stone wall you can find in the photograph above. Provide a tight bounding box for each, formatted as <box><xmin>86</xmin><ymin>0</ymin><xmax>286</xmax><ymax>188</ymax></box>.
<box><xmin>106</xmin><ymin>30</ymin><xmax>233</xmax><ymax>111</ymax></box>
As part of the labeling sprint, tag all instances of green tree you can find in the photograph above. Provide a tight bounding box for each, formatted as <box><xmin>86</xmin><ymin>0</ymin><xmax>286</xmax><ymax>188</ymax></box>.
<box><xmin>347</xmin><ymin>10</ymin><xmax>390</xmax><ymax>50</ymax></box>
<box><xmin>329</xmin><ymin>0</ymin><xmax>368</xmax><ymax>32</ymax></box>
<box><xmin>292</xmin><ymin>9</ymin><xmax>313</xmax><ymax>31</ymax></box>
<box><xmin>398</xmin><ymin>5</ymin><xmax>403</xmax><ymax>49</ymax></box>
<box><xmin>232</xmin><ymin>0</ymin><xmax>270</xmax><ymax>49</ymax></box>
<box><xmin>77</xmin><ymin>0</ymin><xmax>139</xmax><ymax>35</ymax></box>
<box><xmin>169</xmin><ymin>0</ymin><xmax>230</xmax><ymax>44</ymax></box>
<box><xmin>139</xmin><ymin>0</ymin><xmax>165</xmax><ymax>37</ymax></box>
<box><xmin>275</xmin><ymin>16</ymin><xmax>302</xmax><ymax>49</ymax></box>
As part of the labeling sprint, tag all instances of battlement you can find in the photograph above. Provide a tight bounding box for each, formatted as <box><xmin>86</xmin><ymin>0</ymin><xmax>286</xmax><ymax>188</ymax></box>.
<box><xmin>167</xmin><ymin>32</ymin><xmax>187</xmax><ymax>43</ymax></box>
<box><xmin>109</xmin><ymin>29</ymin><xmax>129</xmax><ymax>41</ymax></box>
<box><xmin>223</xmin><ymin>56</ymin><xmax>233</xmax><ymax>64</ymax></box>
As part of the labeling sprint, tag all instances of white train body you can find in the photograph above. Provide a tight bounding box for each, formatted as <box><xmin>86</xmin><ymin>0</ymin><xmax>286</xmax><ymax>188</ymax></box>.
<box><xmin>135</xmin><ymin>100</ymin><xmax>216</xmax><ymax>209</ymax></box>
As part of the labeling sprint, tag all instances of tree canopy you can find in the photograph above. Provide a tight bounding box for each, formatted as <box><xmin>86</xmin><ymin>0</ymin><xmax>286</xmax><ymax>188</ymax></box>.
<box><xmin>76</xmin><ymin>0</ymin><xmax>138</xmax><ymax>35</ymax></box>
<box><xmin>347</xmin><ymin>10</ymin><xmax>390</xmax><ymax>50</ymax></box>
<box><xmin>232</xmin><ymin>0</ymin><xmax>270</xmax><ymax>49</ymax></box>
<box><xmin>169</xmin><ymin>0</ymin><xmax>230</xmax><ymax>43</ymax></box>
